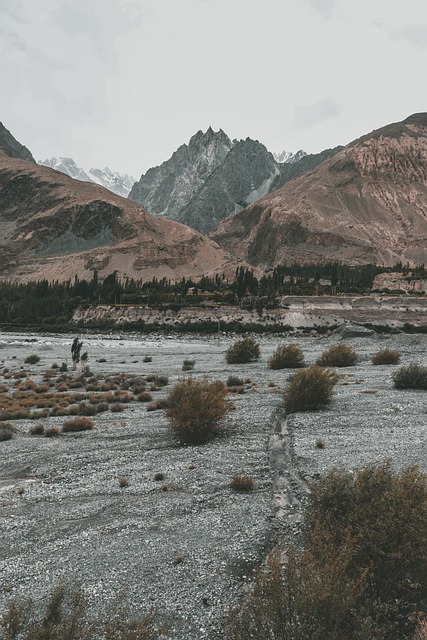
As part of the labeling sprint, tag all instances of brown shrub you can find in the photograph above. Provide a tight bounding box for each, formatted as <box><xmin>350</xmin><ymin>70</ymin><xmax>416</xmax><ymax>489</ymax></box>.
<box><xmin>45</xmin><ymin>426</ymin><xmax>60</xmax><ymax>437</ymax></box>
<box><xmin>268</xmin><ymin>343</ymin><xmax>305</xmax><ymax>369</ymax></box>
<box><xmin>62</xmin><ymin>417</ymin><xmax>94</xmax><ymax>433</ymax></box>
<box><xmin>316</xmin><ymin>343</ymin><xmax>357</xmax><ymax>367</ymax></box>
<box><xmin>284</xmin><ymin>365</ymin><xmax>335</xmax><ymax>414</ymax></box>
<box><xmin>230</xmin><ymin>475</ymin><xmax>254</xmax><ymax>492</ymax></box>
<box><xmin>372</xmin><ymin>348</ymin><xmax>400</xmax><ymax>365</ymax></box>
<box><xmin>110</xmin><ymin>403</ymin><xmax>125</xmax><ymax>413</ymax></box>
<box><xmin>29</xmin><ymin>423</ymin><xmax>45</xmax><ymax>436</ymax></box>
<box><xmin>166</xmin><ymin>377</ymin><xmax>232</xmax><ymax>444</ymax></box>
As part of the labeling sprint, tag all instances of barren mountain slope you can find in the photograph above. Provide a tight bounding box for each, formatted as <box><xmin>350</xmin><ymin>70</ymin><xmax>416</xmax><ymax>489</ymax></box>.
<box><xmin>0</xmin><ymin>150</ymin><xmax>239</xmax><ymax>283</ymax></box>
<box><xmin>211</xmin><ymin>114</ymin><xmax>427</xmax><ymax>268</ymax></box>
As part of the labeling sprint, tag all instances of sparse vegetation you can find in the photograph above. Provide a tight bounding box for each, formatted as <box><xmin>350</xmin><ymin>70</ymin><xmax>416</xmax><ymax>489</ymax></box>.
<box><xmin>24</xmin><ymin>354</ymin><xmax>40</xmax><ymax>365</ymax></box>
<box><xmin>182</xmin><ymin>359</ymin><xmax>195</xmax><ymax>371</ymax></box>
<box><xmin>230</xmin><ymin>475</ymin><xmax>254</xmax><ymax>493</ymax></box>
<box><xmin>284</xmin><ymin>365</ymin><xmax>335</xmax><ymax>414</ymax></box>
<box><xmin>166</xmin><ymin>377</ymin><xmax>232</xmax><ymax>444</ymax></box>
<box><xmin>315</xmin><ymin>438</ymin><xmax>325</xmax><ymax>449</ymax></box>
<box><xmin>316</xmin><ymin>343</ymin><xmax>357</xmax><ymax>367</ymax></box>
<box><xmin>393</xmin><ymin>362</ymin><xmax>427</xmax><ymax>389</ymax></box>
<box><xmin>29</xmin><ymin>423</ymin><xmax>45</xmax><ymax>436</ymax></box>
<box><xmin>45</xmin><ymin>426</ymin><xmax>60</xmax><ymax>437</ymax></box>
<box><xmin>226</xmin><ymin>374</ymin><xmax>243</xmax><ymax>387</ymax></box>
<box><xmin>143</xmin><ymin>356</ymin><xmax>153</xmax><ymax>363</ymax></box>
<box><xmin>0</xmin><ymin>582</ymin><xmax>167</xmax><ymax>640</ymax></box>
<box><xmin>227</xmin><ymin>462</ymin><xmax>427</xmax><ymax>640</ymax></box>
<box><xmin>371</xmin><ymin>347</ymin><xmax>400</xmax><ymax>365</ymax></box>
<box><xmin>62</xmin><ymin>417</ymin><xmax>94</xmax><ymax>433</ymax></box>
<box><xmin>0</xmin><ymin>423</ymin><xmax>14</xmax><ymax>441</ymax></box>
<box><xmin>154</xmin><ymin>472</ymin><xmax>165</xmax><ymax>481</ymax></box>
<box><xmin>268</xmin><ymin>343</ymin><xmax>305</xmax><ymax>369</ymax></box>
<box><xmin>118</xmin><ymin>476</ymin><xmax>129</xmax><ymax>488</ymax></box>
<box><xmin>226</xmin><ymin>337</ymin><xmax>260</xmax><ymax>364</ymax></box>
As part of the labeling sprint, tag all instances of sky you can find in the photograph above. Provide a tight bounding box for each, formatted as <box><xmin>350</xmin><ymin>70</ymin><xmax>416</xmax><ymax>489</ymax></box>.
<box><xmin>0</xmin><ymin>0</ymin><xmax>426</xmax><ymax>178</ymax></box>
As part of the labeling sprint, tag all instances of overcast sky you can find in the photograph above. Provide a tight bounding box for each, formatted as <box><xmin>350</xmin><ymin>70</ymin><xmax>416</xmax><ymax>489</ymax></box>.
<box><xmin>1</xmin><ymin>0</ymin><xmax>426</xmax><ymax>177</ymax></box>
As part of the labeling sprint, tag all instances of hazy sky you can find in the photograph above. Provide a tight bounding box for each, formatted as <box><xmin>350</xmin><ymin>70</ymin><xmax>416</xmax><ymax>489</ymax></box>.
<box><xmin>1</xmin><ymin>0</ymin><xmax>426</xmax><ymax>177</ymax></box>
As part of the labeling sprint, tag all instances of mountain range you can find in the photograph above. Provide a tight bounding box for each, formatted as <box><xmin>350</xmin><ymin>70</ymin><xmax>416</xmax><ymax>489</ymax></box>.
<box><xmin>211</xmin><ymin>113</ymin><xmax>427</xmax><ymax>268</ymax></box>
<box><xmin>0</xmin><ymin>113</ymin><xmax>427</xmax><ymax>284</ymax></box>
<box><xmin>0</xmin><ymin>122</ymin><xmax>239</xmax><ymax>283</ymax></box>
<box><xmin>39</xmin><ymin>157</ymin><xmax>135</xmax><ymax>198</ymax></box>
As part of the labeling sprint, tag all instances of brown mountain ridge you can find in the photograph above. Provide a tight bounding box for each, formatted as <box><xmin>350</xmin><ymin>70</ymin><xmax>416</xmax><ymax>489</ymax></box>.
<box><xmin>0</xmin><ymin>132</ymin><xmax>240</xmax><ymax>284</ymax></box>
<box><xmin>211</xmin><ymin>113</ymin><xmax>427</xmax><ymax>268</ymax></box>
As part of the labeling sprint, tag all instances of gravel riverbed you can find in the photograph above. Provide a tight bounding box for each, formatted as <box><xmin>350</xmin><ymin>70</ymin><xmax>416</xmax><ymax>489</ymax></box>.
<box><xmin>0</xmin><ymin>330</ymin><xmax>426</xmax><ymax>638</ymax></box>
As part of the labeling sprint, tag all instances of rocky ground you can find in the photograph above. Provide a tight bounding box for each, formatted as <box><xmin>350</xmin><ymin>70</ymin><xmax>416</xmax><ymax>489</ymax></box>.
<box><xmin>0</xmin><ymin>329</ymin><xmax>426</xmax><ymax>639</ymax></box>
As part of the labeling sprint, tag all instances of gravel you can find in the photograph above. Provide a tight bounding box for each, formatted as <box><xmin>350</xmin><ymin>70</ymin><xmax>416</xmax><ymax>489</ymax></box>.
<box><xmin>0</xmin><ymin>330</ymin><xmax>426</xmax><ymax>639</ymax></box>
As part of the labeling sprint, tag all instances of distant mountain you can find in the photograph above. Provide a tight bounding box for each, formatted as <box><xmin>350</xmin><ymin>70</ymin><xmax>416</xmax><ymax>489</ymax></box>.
<box><xmin>129</xmin><ymin>127</ymin><xmax>233</xmax><ymax>218</ymax></box>
<box><xmin>270</xmin><ymin>146</ymin><xmax>343</xmax><ymax>192</ymax></box>
<box><xmin>39</xmin><ymin>157</ymin><xmax>135</xmax><ymax>197</ymax></box>
<box><xmin>0</xmin><ymin>122</ymin><xmax>35</xmax><ymax>163</ymax></box>
<box><xmin>211</xmin><ymin>113</ymin><xmax>427</xmax><ymax>268</ymax></box>
<box><xmin>0</xmin><ymin>127</ymin><xmax>240</xmax><ymax>284</ymax></box>
<box><xmin>129</xmin><ymin>129</ymin><xmax>333</xmax><ymax>234</ymax></box>
<box><xmin>273</xmin><ymin>149</ymin><xmax>306</xmax><ymax>164</ymax></box>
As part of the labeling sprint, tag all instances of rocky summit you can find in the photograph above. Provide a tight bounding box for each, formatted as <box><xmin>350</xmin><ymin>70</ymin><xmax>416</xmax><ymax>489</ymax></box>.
<box><xmin>0</xmin><ymin>126</ymin><xmax>239</xmax><ymax>283</ymax></box>
<box><xmin>129</xmin><ymin>128</ymin><xmax>331</xmax><ymax>235</ymax></box>
<box><xmin>211</xmin><ymin>113</ymin><xmax>427</xmax><ymax>269</ymax></box>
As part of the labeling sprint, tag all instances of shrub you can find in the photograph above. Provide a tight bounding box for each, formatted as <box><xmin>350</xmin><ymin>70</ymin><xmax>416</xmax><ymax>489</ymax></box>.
<box><xmin>24</xmin><ymin>354</ymin><xmax>40</xmax><ymax>365</ymax></box>
<box><xmin>118</xmin><ymin>476</ymin><xmax>129</xmax><ymax>488</ymax></box>
<box><xmin>316</xmin><ymin>343</ymin><xmax>357</xmax><ymax>367</ymax></box>
<box><xmin>182</xmin><ymin>359</ymin><xmax>195</xmax><ymax>371</ymax></box>
<box><xmin>371</xmin><ymin>347</ymin><xmax>400</xmax><ymax>365</ymax></box>
<box><xmin>0</xmin><ymin>582</ymin><xmax>167</xmax><ymax>640</ymax></box>
<box><xmin>305</xmin><ymin>462</ymin><xmax>427</xmax><ymax>633</ymax></box>
<box><xmin>62</xmin><ymin>417</ymin><xmax>94</xmax><ymax>432</ymax></box>
<box><xmin>0</xmin><ymin>424</ymin><xmax>14</xmax><ymax>441</ymax></box>
<box><xmin>166</xmin><ymin>377</ymin><xmax>232</xmax><ymax>444</ymax></box>
<box><xmin>154</xmin><ymin>375</ymin><xmax>168</xmax><ymax>387</ymax></box>
<box><xmin>268</xmin><ymin>344</ymin><xmax>305</xmax><ymax>369</ymax></box>
<box><xmin>143</xmin><ymin>356</ymin><xmax>152</xmax><ymax>363</ymax></box>
<box><xmin>29</xmin><ymin>423</ymin><xmax>45</xmax><ymax>436</ymax></box>
<box><xmin>393</xmin><ymin>362</ymin><xmax>427</xmax><ymax>389</ymax></box>
<box><xmin>230</xmin><ymin>475</ymin><xmax>254</xmax><ymax>493</ymax></box>
<box><xmin>284</xmin><ymin>365</ymin><xmax>335</xmax><ymax>414</ymax></box>
<box><xmin>45</xmin><ymin>426</ymin><xmax>60</xmax><ymax>437</ymax></box>
<box><xmin>226</xmin><ymin>374</ymin><xmax>243</xmax><ymax>387</ymax></box>
<box><xmin>226</xmin><ymin>337</ymin><xmax>260</xmax><ymax>364</ymax></box>
<box><xmin>154</xmin><ymin>472</ymin><xmax>165</xmax><ymax>481</ymax></box>
<box><xmin>110</xmin><ymin>403</ymin><xmax>125</xmax><ymax>412</ymax></box>
<box><xmin>136</xmin><ymin>391</ymin><xmax>152</xmax><ymax>403</ymax></box>
<box><xmin>227</xmin><ymin>462</ymin><xmax>427</xmax><ymax>640</ymax></box>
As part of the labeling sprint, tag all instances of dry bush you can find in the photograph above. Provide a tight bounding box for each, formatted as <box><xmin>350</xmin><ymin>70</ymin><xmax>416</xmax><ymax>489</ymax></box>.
<box><xmin>316</xmin><ymin>343</ymin><xmax>357</xmax><ymax>367</ymax></box>
<box><xmin>154</xmin><ymin>375</ymin><xmax>168</xmax><ymax>387</ymax></box>
<box><xmin>268</xmin><ymin>344</ymin><xmax>305</xmax><ymax>369</ymax></box>
<box><xmin>0</xmin><ymin>423</ymin><xmax>14</xmax><ymax>441</ymax></box>
<box><xmin>24</xmin><ymin>354</ymin><xmax>40</xmax><ymax>365</ymax></box>
<box><xmin>371</xmin><ymin>348</ymin><xmax>400</xmax><ymax>365</ymax></box>
<box><xmin>230</xmin><ymin>475</ymin><xmax>254</xmax><ymax>493</ymax></box>
<box><xmin>137</xmin><ymin>391</ymin><xmax>153</xmax><ymax>403</ymax></box>
<box><xmin>45</xmin><ymin>426</ymin><xmax>60</xmax><ymax>438</ymax></box>
<box><xmin>284</xmin><ymin>365</ymin><xmax>335</xmax><ymax>414</ymax></box>
<box><xmin>227</xmin><ymin>462</ymin><xmax>427</xmax><ymax>640</ymax></box>
<box><xmin>29</xmin><ymin>423</ymin><xmax>45</xmax><ymax>436</ymax></box>
<box><xmin>154</xmin><ymin>472</ymin><xmax>165</xmax><ymax>481</ymax></box>
<box><xmin>143</xmin><ymin>356</ymin><xmax>153</xmax><ymax>363</ymax></box>
<box><xmin>166</xmin><ymin>377</ymin><xmax>233</xmax><ymax>444</ymax></box>
<box><xmin>226</xmin><ymin>337</ymin><xmax>260</xmax><ymax>364</ymax></box>
<box><xmin>305</xmin><ymin>462</ymin><xmax>427</xmax><ymax>635</ymax></box>
<box><xmin>110</xmin><ymin>403</ymin><xmax>125</xmax><ymax>413</ymax></box>
<box><xmin>393</xmin><ymin>362</ymin><xmax>427</xmax><ymax>389</ymax></box>
<box><xmin>182</xmin><ymin>359</ymin><xmax>195</xmax><ymax>371</ymax></box>
<box><xmin>62</xmin><ymin>417</ymin><xmax>94</xmax><ymax>433</ymax></box>
<box><xmin>226</xmin><ymin>375</ymin><xmax>243</xmax><ymax>387</ymax></box>
<box><xmin>0</xmin><ymin>582</ymin><xmax>166</xmax><ymax>640</ymax></box>
<box><xmin>118</xmin><ymin>476</ymin><xmax>129</xmax><ymax>488</ymax></box>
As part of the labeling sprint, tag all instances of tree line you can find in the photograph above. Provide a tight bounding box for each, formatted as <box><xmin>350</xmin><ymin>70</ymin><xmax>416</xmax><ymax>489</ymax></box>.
<box><xmin>0</xmin><ymin>262</ymin><xmax>423</xmax><ymax>326</ymax></box>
